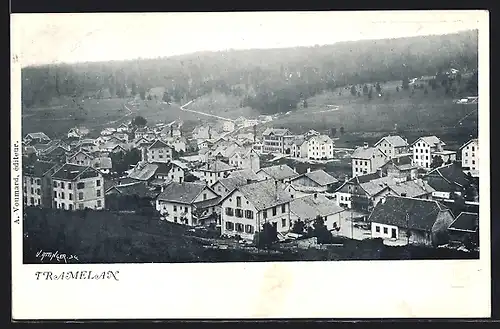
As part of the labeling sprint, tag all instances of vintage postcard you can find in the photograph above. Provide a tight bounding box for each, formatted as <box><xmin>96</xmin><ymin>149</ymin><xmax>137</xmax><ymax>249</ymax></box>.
<box><xmin>11</xmin><ymin>11</ymin><xmax>490</xmax><ymax>320</ymax></box>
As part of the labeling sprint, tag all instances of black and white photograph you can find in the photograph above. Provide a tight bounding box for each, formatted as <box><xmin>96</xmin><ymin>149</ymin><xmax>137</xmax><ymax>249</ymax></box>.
<box><xmin>11</xmin><ymin>11</ymin><xmax>490</xmax><ymax>319</ymax></box>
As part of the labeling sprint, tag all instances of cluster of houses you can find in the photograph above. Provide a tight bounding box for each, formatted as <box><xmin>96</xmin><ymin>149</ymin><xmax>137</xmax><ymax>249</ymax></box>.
<box><xmin>22</xmin><ymin>118</ymin><xmax>480</xmax><ymax>251</ymax></box>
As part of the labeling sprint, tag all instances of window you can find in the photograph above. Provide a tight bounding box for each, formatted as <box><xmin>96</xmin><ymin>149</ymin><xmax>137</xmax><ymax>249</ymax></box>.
<box><xmin>245</xmin><ymin>225</ymin><xmax>254</xmax><ymax>234</ymax></box>
<box><xmin>174</xmin><ymin>217</ymin><xmax>178</xmax><ymax>222</ymax></box>
<box><xmin>375</xmin><ymin>226</ymin><xmax>380</xmax><ymax>233</ymax></box>
<box><xmin>36</xmin><ymin>188</ymin><xmax>41</xmax><ymax>195</ymax></box>
<box><xmin>272</xmin><ymin>207</ymin><xmax>277</xmax><ymax>216</ymax></box>
<box><xmin>245</xmin><ymin>210</ymin><xmax>254</xmax><ymax>219</ymax></box>
<box><xmin>79</xmin><ymin>203</ymin><xmax>84</xmax><ymax>210</ymax></box>
<box><xmin>77</xmin><ymin>182</ymin><xmax>85</xmax><ymax>189</ymax></box>
<box><xmin>30</xmin><ymin>197</ymin><xmax>34</xmax><ymax>204</ymax></box>
<box><xmin>415</xmin><ymin>155</ymin><xmax>419</xmax><ymax>160</ymax></box>
<box><xmin>37</xmin><ymin>179</ymin><xmax>41</xmax><ymax>185</ymax></box>
<box><xmin>30</xmin><ymin>178</ymin><xmax>34</xmax><ymax>184</ymax></box>
<box><xmin>235</xmin><ymin>209</ymin><xmax>243</xmax><ymax>218</ymax></box>
<box><xmin>465</xmin><ymin>152</ymin><xmax>468</xmax><ymax>157</ymax></box>
<box><xmin>78</xmin><ymin>192</ymin><xmax>84</xmax><ymax>200</ymax></box>
<box><xmin>54</xmin><ymin>191</ymin><xmax>57</xmax><ymax>198</ymax></box>
<box><xmin>383</xmin><ymin>227</ymin><xmax>388</xmax><ymax>234</ymax></box>
<box><xmin>97</xmin><ymin>200</ymin><xmax>102</xmax><ymax>208</ymax></box>
<box><xmin>225</xmin><ymin>207</ymin><xmax>234</xmax><ymax>216</ymax></box>
<box><xmin>281</xmin><ymin>204</ymin><xmax>286</xmax><ymax>213</ymax></box>
<box><xmin>185</xmin><ymin>207</ymin><xmax>188</xmax><ymax>213</ymax></box>
<box><xmin>96</xmin><ymin>180</ymin><xmax>101</xmax><ymax>187</ymax></box>
<box><xmin>53</xmin><ymin>181</ymin><xmax>57</xmax><ymax>188</ymax></box>
<box><xmin>236</xmin><ymin>223</ymin><xmax>244</xmax><ymax>232</ymax></box>
<box><xmin>30</xmin><ymin>187</ymin><xmax>34</xmax><ymax>194</ymax></box>
<box><xmin>173</xmin><ymin>205</ymin><xmax>177</xmax><ymax>211</ymax></box>
<box><xmin>355</xmin><ymin>160</ymin><xmax>358</xmax><ymax>165</ymax></box>
<box><xmin>472</xmin><ymin>146</ymin><xmax>475</xmax><ymax>152</ymax></box>
<box><xmin>236</xmin><ymin>196</ymin><xmax>242</xmax><ymax>207</ymax></box>
<box><xmin>69</xmin><ymin>193</ymin><xmax>73</xmax><ymax>200</ymax></box>
<box><xmin>472</xmin><ymin>160</ymin><xmax>475</xmax><ymax>165</ymax></box>
<box><xmin>263</xmin><ymin>210</ymin><xmax>267</xmax><ymax>219</ymax></box>
<box><xmin>282</xmin><ymin>218</ymin><xmax>287</xmax><ymax>227</ymax></box>
<box><xmin>97</xmin><ymin>190</ymin><xmax>101</xmax><ymax>197</ymax></box>
<box><xmin>69</xmin><ymin>204</ymin><xmax>73</xmax><ymax>211</ymax></box>
<box><xmin>61</xmin><ymin>192</ymin><xmax>65</xmax><ymax>199</ymax></box>
<box><xmin>426</xmin><ymin>156</ymin><xmax>428</xmax><ymax>160</ymax></box>
<box><xmin>203</xmin><ymin>193</ymin><xmax>207</xmax><ymax>200</ymax></box>
<box><xmin>225</xmin><ymin>221</ymin><xmax>234</xmax><ymax>231</ymax></box>
<box><xmin>61</xmin><ymin>182</ymin><xmax>65</xmax><ymax>189</ymax></box>
<box><xmin>68</xmin><ymin>183</ymin><xmax>72</xmax><ymax>189</ymax></box>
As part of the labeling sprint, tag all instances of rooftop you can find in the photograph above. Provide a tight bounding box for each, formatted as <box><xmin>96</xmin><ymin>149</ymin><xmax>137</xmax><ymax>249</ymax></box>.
<box><xmin>23</xmin><ymin>160</ymin><xmax>59</xmax><ymax>177</ymax></box>
<box><xmin>199</xmin><ymin>160</ymin><xmax>235</xmax><ymax>172</ymax></box>
<box><xmin>301</xmin><ymin>170</ymin><xmax>338</xmax><ymax>186</ymax></box>
<box><xmin>257</xmin><ymin>164</ymin><xmax>297</xmax><ymax>181</ymax></box>
<box><xmin>368</xmin><ymin>196</ymin><xmax>450</xmax><ymax>232</ymax></box>
<box><xmin>262</xmin><ymin>128</ymin><xmax>290</xmax><ymax>136</ymax></box>
<box><xmin>108</xmin><ymin>181</ymin><xmax>160</xmax><ymax>199</ymax></box>
<box><xmin>128</xmin><ymin>162</ymin><xmax>159</xmax><ymax>181</ymax></box>
<box><xmin>448</xmin><ymin>212</ymin><xmax>479</xmax><ymax>233</ymax></box>
<box><xmin>51</xmin><ymin>163</ymin><xmax>100</xmax><ymax>181</ymax></box>
<box><xmin>290</xmin><ymin>194</ymin><xmax>344</xmax><ymax>221</ymax></box>
<box><xmin>387</xmin><ymin>179</ymin><xmax>436</xmax><ymax>198</ymax></box>
<box><xmin>157</xmin><ymin>181</ymin><xmax>211</xmax><ymax>204</ymax></box>
<box><xmin>351</xmin><ymin>146</ymin><xmax>383</xmax><ymax>160</ymax></box>
<box><xmin>227</xmin><ymin>169</ymin><xmax>261</xmax><ymax>181</ymax></box>
<box><xmin>412</xmin><ymin>136</ymin><xmax>444</xmax><ymax>147</ymax></box>
<box><xmin>148</xmin><ymin>140</ymin><xmax>171</xmax><ymax>150</ymax></box>
<box><xmin>375</xmin><ymin>135</ymin><xmax>408</xmax><ymax>148</ymax></box>
<box><xmin>228</xmin><ymin>179</ymin><xmax>293</xmax><ymax>211</ymax></box>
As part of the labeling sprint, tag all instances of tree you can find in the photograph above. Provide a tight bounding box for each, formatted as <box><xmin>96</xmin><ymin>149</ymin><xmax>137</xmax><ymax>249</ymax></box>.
<box><xmin>402</xmin><ymin>77</ymin><xmax>410</xmax><ymax>90</ymax></box>
<box><xmin>139</xmin><ymin>90</ymin><xmax>146</xmax><ymax>100</ymax></box>
<box><xmin>132</xmin><ymin>115</ymin><xmax>147</xmax><ymax>127</ymax></box>
<box><xmin>340</xmin><ymin>126</ymin><xmax>345</xmax><ymax>135</ymax></box>
<box><xmin>375</xmin><ymin>82</ymin><xmax>382</xmax><ymax>94</ymax></box>
<box><xmin>330</xmin><ymin>127</ymin><xmax>337</xmax><ymax>137</ymax></box>
<box><xmin>291</xmin><ymin>220</ymin><xmax>306</xmax><ymax>234</ymax></box>
<box><xmin>430</xmin><ymin>155</ymin><xmax>444</xmax><ymax>169</ymax></box>
<box><xmin>312</xmin><ymin>216</ymin><xmax>333</xmax><ymax>244</ymax></box>
<box><xmin>147</xmin><ymin>94</ymin><xmax>153</xmax><ymax>101</ymax></box>
<box><xmin>396</xmin><ymin>86</ymin><xmax>400</xmax><ymax>92</ymax></box>
<box><xmin>131</xmin><ymin>82</ymin><xmax>138</xmax><ymax>96</ymax></box>
<box><xmin>350</xmin><ymin>85</ymin><xmax>357</xmax><ymax>96</ymax></box>
<box><xmin>303</xmin><ymin>99</ymin><xmax>308</xmax><ymax>108</ymax></box>
<box><xmin>255</xmin><ymin>222</ymin><xmax>278</xmax><ymax>248</ymax></box>
<box><xmin>162</xmin><ymin>91</ymin><xmax>171</xmax><ymax>103</ymax></box>
<box><xmin>363</xmin><ymin>84</ymin><xmax>368</xmax><ymax>95</ymax></box>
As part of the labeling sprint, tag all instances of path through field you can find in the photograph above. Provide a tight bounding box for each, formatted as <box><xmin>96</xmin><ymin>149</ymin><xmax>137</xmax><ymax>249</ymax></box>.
<box><xmin>179</xmin><ymin>100</ymin><xmax>235</xmax><ymax>122</ymax></box>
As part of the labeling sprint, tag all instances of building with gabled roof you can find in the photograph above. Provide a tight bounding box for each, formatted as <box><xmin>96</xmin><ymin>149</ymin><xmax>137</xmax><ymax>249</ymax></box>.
<box><xmin>411</xmin><ymin>135</ymin><xmax>446</xmax><ymax>169</ymax></box>
<box><xmin>219</xmin><ymin>179</ymin><xmax>294</xmax><ymax>240</ymax></box>
<box><xmin>368</xmin><ymin>195</ymin><xmax>454</xmax><ymax>246</ymax></box>
<box><xmin>142</xmin><ymin>139</ymin><xmax>173</xmax><ymax>163</ymax></box>
<box><xmin>262</xmin><ymin>127</ymin><xmax>291</xmax><ymax>154</ymax></box>
<box><xmin>290</xmin><ymin>193</ymin><xmax>347</xmax><ymax>232</ymax></box>
<box><xmin>51</xmin><ymin>163</ymin><xmax>105</xmax><ymax>210</ymax></box>
<box><xmin>306</xmin><ymin>134</ymin><xmax>335</xmax><ymax>160</ymax></box>
<box><xmin>66</xmin><ymin>149</ymin><xmax>95</xmax><ymax>166</ymax></box>
<box><xmin>447</xmin><ymin>212</ymin><xmax>479</xmax><ymax>249</ymax></box>
<box><xmin>423</xmin><ymin>163</ymin><xmax>473</xmax><ymax>200</ymax></box>
<box><xmin>374</xmin><ymin>135</ymin><xmax>409</xmax><ymax>158</ymax></box>
<box><xmin>351</xmin><ymin>144</ymin><xmax>388</xmax><ymax>178</ymax></box>
<box><xmin>155</xmin><ymin>182</ymin><xmax>220</xmax><ymax>226</ymax></box>
<box><xmin>459</xmin><ymin>138</ymin><xmax>479</xmax><ymax>176</ymax></box>
<box><xmin>288</xmin><ymin>169</ymin><xmax>339</xmax><ymax>192</ymax></box>
<box><xmin>23</xmin><ymin>160</ymin><xmax>61</xmax><ymax>207</ymax></box>
<box><xmin>228</xmin><ymin>147</ymin><xmax>260</xmax><ymax>171</ymax></box>
<box><xmin>256</xmin><ymin>164</ymin><xmax>298</xmax><ymax>183</ymax></box>
<box><xmin>197</xmin><ymin>160</ymin><xmax>237</xmax><ymax>186</ymax></box>
<box><xmin>23</xmin><ymin>132</ymin><xmax>51</xmax><ymax>145</ymax></box>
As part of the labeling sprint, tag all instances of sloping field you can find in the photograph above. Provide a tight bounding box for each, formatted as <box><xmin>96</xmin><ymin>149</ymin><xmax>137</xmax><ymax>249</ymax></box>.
<box><xmin>187</xmin><ymin>91</ymin><xmax>260</xmax><ymax>120</ymax></box>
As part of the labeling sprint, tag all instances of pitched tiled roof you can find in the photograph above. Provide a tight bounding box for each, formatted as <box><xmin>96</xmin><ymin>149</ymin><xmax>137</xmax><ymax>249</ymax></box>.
<box><xmin>213</xmin><ymin>176</ymin><xmax>249</xmax><ymax>194</ymax></box>
<box><xmin>387</xmin><ymin>179</ymin><xmax>435</xmax><ymax>198</ymax></box>
<box><xmin>227</xmin><ymin>179</ymin><xmax>293</xmax><ymax>211</ymax></box>
<box><xmin>148</xmin><ymin>140</ymin><xmax>171</xmax><ymax>149</ymax></box>
<box><xmin>23</xmin><ymin>160</ymin><xmax>59</xmax><ymax>177</ymax></box>
<box><xmin>171</xmin><ymin>160</ymin><xmax>189</xmax><ymax>170</ymax></box>
<box><xmin>448</xmin><ymin>212</ymin><xmax>479</xmax><ymax>232</ymax></box>
<box><xmin>128</xmin><ymin>162</ymin><xmax>159</xmax><ymax>181</ymax></box>
<box><xmin>228</xmin><ymin>169</ymin><xmax>261</xmax><ymax>181</ymax></box>
<box><xmin>424</xmin><ymin>164</ymin><xmax>470</xmax><ymax>191</ymax></box>
<box><xmin>459</xmin><ymin>138</ymin><xmax>478</xmax><ymax>150</ymax></box>
<box><xmin>193</xmin><ymin>196</ymin><xmax>222</xmax><ymax>209</ymax></box>
<box><xmin>375</xmin><ymin>135</ymin><xmax>408</xmax><ymax>148</ymax></box>
<box><xmin>157</xmin><ymin>182</ymin><xmax>210</xmax><ymax>204</ymax></box>
<box><xmin>151</xmin><ymin>162</ymin><xmax>173</xmax><ymax>175</ymax></box>
<box><xmin>200</xmin><ymin>160</ymin><xmax>235</xmax><ymax>172</ymax></box>
<box><xmin>308</xmin><ymin>135</ymin><xmax>333</xmax><ymax>144</ymax></box>
<box><xmin>290</xmin><ymin>194</ymin><xmax>344</xmax><ymax>221</ymax></box>
<box><xmin>93</xmin><ymin>157</ymin><xmax>113</xmax><ymax>169</ymax></box>
<box><xmin>302</xmin><ymin>170</ymin><xmax>338</xmax><ymax>186</ymax></box>
<box><xmin>257</xmin><ymin>164</ymin><xmax>297</xmax><ymax>181</ymax></box>
<box><xmin>26</xmin><ymin>132</ymin><xmax>50</xmax><ymax>140</ymax></box>
<box><xmin>51</xmin><ymin>163</ymin><xmax>99</xmax><ymax>181</ymax></box>
<box><xmin>262</xmin><ymin>128</ymin><xmax>290</xmax><ymax>136</ymax></box>
<box><xmin>351</xmin><ymin>146</ymin><xmax>384</xmax><ymax>159</ymax></box>
<box><xmin>108</xmin><ymin>181</ymin><xmax>160</xmax><ymax>199</ymax></box>
<box><xmin>412</xmin><ymin>136</ymin><xmax>444</xmax><ymax>147</ymax></box>
<box><xmin>368</xmin><ymin>196</ymin><xmax>450</xmax><ymax>231</ymax></box>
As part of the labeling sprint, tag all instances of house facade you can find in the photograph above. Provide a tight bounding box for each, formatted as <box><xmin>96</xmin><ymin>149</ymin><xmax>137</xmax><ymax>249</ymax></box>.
<box><xmin>256</xmin><ymin>164</ymin><xmax>298</xmax><ymax>183</ymax></box>
<box><xmin>66</xmin><ymin>150</ymin><xmax>95</xmax><ymax>166</ymax></box>
<box><xmin>51</xmin><ymin>164</ymin><xmax>105</xmax><ymax>210</ymax></box>
<box><xmin>197</xmin><ymin>160</ymin><xmax>237</xmax><ymax>186</ymax></box>
<box><xmin>219</xmin><ymin>180</ymin><xmax>293</xmax><ymax>241</ymax></box>
<box><xmin>291</xmin><ymin>138</ymin><xmax>308</xmax><ymax>158</ymax></box>
<box><xmin>155</xmin><ymin>182</ymin><xmax>219</xmax><ymax>226</ymax></box>
<box><xmin>143</xmin><ymin>140</ymin><xmax>173</xmax><ymax>163</ymax></box>
<box><xmin>228</xmin><ymin>148</ymin><xmax>260</xmax><ymax>172</ymax></box>
<box><xmin>288</xmin><ymin>169</ymin><xmax>339</xmax><ymax>193</ymax></box>
<box><xmin>459</xmin><ymin>139</ymin><xmax>479</xmax><ymax>173</ymax></box>
<box><xmin>374</xmin><ymin>135</ymin><xmax>409</xmax><ymax>158</ymax></box>
<box><xmin>23</xmin><ymin>160</ymin><xmax>60</xmax><ymax>207</ymax></box>
<box><xmin>411</xmin><ymin>136</ymin><xmax>445</xmax><ymax>169</ymax></box>
<box><xmin>307</xmin><ymin>135</ymin><xmax>335</xmax><ymax>160</ymax></box>
<box><xmin>222</xmin><ymin>121</ymin><xmax>235</xmax><ymax>132</ymax></box>
<box><xmin>368</xmin><ymin>196</ymin><xmax>454</xmax><ymax>246</ymax></box>
<box><xmin>351</xmin><ymin>144</ymin><xmax>388</xmax><ymax>177</ymax></box>
<box><xmin>262</xmin><ymin>128</ymin><xmax>290</xmax><ymax>154</ymax></box>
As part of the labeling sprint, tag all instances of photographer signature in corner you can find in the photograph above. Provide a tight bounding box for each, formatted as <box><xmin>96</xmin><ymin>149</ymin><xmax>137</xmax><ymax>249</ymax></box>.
<box><xmin>35</xmin><ymin>250</ymin><xmax>79</xmax><ymax>263</ymax></box>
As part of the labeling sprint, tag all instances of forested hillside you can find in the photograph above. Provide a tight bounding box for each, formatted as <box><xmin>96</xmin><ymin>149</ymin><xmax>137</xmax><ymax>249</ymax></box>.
<box><xmin>22</xmin><ymin>30</ymin><xmax>478</xmax><ymax>114</ymax></box>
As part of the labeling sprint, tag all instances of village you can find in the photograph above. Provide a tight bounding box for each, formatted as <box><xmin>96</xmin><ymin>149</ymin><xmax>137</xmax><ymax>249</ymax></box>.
<box><xmin>21</xmin><ymin>96</ymin><xmax>480</xmax><ymax>257</ymax></box>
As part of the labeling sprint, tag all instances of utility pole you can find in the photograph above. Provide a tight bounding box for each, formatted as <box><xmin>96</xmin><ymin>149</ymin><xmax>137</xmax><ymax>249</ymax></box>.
<box><xmin>406</xmin><ymin>212</ymin><xmax>410</xmax><ymax>245</ymax></box>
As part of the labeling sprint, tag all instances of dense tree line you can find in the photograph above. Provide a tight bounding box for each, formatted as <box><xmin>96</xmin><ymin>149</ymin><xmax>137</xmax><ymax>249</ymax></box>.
<box><xmin>22</xmin><ymin>30</ymin><xmax>478</xmax><ymax>114</ymax></box>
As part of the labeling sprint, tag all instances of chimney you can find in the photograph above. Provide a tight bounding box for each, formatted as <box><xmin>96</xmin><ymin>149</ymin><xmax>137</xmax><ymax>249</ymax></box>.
<box><xmin>401</xmin><ymin>193</ymin><xmax>407</xmax><ymax>197</ymax></box>
<box><xmin>274</xmin><ymin>180</ymin><xmax>279</xmax><ymax>200</ymax></box>
<box><xmin>363</xmin><ymin>142</ymin><xmax>369</xmax><ymax>149</ymax></box>
<box><xmin>314</xmin><ymin>193</ymin><xmax>317</xmax><ymax>199</ymax></box>
<box><xmin>377</xmin><ymin>168</ymin><xmax>383</xmax><ymax>178</ymax></box>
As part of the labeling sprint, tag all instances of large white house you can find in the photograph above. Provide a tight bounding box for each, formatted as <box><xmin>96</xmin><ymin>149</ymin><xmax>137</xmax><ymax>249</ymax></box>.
<box><xmin>219</xmin><ymin>179</ymin><xmax>294</xmax><ymax>241</ymax></box>
<box><xmin>411</xmin><ymin>136</ymin><xmax>445</xmax><ymax>169</ymax></box>
<box><xmin>262</xmin><ymin>128</ymin><xmax>291</xmax><ymax>154</ymax></box>
<box><xmin>228</xmin><ymin>148</ymin><xmax>261</xmax><ymax>172</ymax></box>
<box><xmin>459</xmin><ymin>138</ymin><xmax>479</xmax><ymax>175</ymax></box>
<box><xmin>351</xmin><ymin>143</ymin><xmax>388</xmax><ymax>177</ymax></box>
<box><xmin>374</xmin><ymin>135</ymin><xmax>409</xmax><ymax>158</ymax></box>
<box><xmin>142</xmin><ymin>140</ymin><xmax>173</xmax><ymax>164</ymax></box>
<box><xmin>307</xmin><ymin>134</ymin><xmax>335</xmax><ymax>160</ymax></box>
